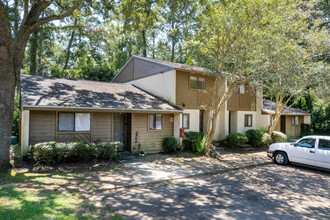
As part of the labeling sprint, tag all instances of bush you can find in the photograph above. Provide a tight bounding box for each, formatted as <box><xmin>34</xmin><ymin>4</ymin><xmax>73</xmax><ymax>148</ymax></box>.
<box><xmin>225</xmin><ymin>133</ymin><xmax>248</xmax><ymax>147</ymax></box>
<box><xmin>301</xmin><ymin>123</ymin><xmax>312</xmax><ymax>137</ymax></box>
<box><xmin>29</xmin><ymin>141</ymin><xmax>120</xmax><ymax>165</ymax></box>
<box><xmin>183</xmin><ymin>132</ymin><xmax>203</xmax><ymax>151</ymax></box>
<box><xmin>271</xmin><ymin>131</ymin><xmax>287</xmax><ymax>143</ymax></box>
<box><xmin>246</xmin><ymin>129</ymin><xmax>272</xmax><ymax>147</ymax></box>
<box><xmin>163</xmin><ymin>136</ymin><xmax>178</xmax><ymax>153</ymax></box>
<box><xmin>96</xmin><ymin>142</ymin><xmax>120</xmax><ymax>159</ymax></box>
<box><xmin>195</xmin><ymin>134</ymin><xmax>207</xmax><ymax>153</ymax></box>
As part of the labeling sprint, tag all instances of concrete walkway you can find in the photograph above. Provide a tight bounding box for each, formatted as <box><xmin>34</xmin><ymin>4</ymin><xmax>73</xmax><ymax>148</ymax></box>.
<box><xmin>87</xmin><ymin>152</ymin><xmax>273</xmax><ymax>191</ymax></box>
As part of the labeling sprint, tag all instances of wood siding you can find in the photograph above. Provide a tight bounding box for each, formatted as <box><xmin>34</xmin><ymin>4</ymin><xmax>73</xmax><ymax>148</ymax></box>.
<box><xmin>113</xmin><ymin>57</ymin><xmax>173</xmax><ymax>83</ymax></box>
<box><xmin>131</xmin><ymin>113</ymin><xmax>174</xmax><ymax>153</ymax></box>
<box><xmin>273</xmin><ymin>115</ymin><xmax>303</xmax><ymax>138</ymax></box>
<box><xmin>227</xmin><ymin>86</ymin><xmax>256</xmax><ymax>111</ymax></box>
<box><xmin>29</xmin><ymin>111</ymin><xmax>56</xmax><ymax>145</ymax></box>
<box><xmin>176</xmin><ymin>70</ymin><xmax>217</xmax><ymax>109</ymax></box>
<box><xmin>92</xmin><ymin>112</ymin><xmax>113</xmax><ymax>142</ymax></box>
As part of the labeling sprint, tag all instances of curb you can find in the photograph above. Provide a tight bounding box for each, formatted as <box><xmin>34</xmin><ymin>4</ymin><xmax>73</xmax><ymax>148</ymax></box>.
<box><xmin>101</xmin><ymin>160</ymin><xmax>272</xmax><ymax>193</ymax></box>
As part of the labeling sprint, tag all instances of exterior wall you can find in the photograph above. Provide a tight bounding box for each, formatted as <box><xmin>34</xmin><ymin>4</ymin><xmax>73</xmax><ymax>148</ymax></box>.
<box><xmin>29</xmin><ymin>110</ymin><xmax>56</xmax><ymax>146</ymax></box>
<box><xmin>129</xmin><ymin>70</ymin><xmax>176</xmax><ymax>104</ymax></box>
<box><xmin>21</xmin><ymin>110</ymin><xmax>30</xmax><ymax>155</ymax></box>
<box><xmin>175</xmin><ymin>70</ymin><xmax>217</xmax><ymax>109</ymax></box>
<box><xmin>235</xmin><ymin>111</ymin><xmax>257</xmax><ymax>134</ymax></box>
<box><xmin>215</xmin><ymin>104</ymin><xmax>229</xmax><ymax>140</ymax></box>
<box><xmin>131</xmin><ymin>113</ymin><xmax>174</xmax><ymax>153</ymax></box>
<box><xmin>285</xmin><ymin>116</ymin><xmax>303</xmax><ymax>138</ymax></box>
<box><xmin>304</xmin><ymin>115</ymin><xmax>311</xmax><ymax>124</ymax></box>
<box><xmin>180</xmin><ymin>109</ymin><xmax>200</xmax><ymax>132</ymax></box>
<box><xmin>255</xmin><ymin>90</ymin><xmax>270</xmax><ymax>130</ymax></box>
<box><xmin>227</xmin><ymin>85</ymin><xmax>256</xmax><ymax>111</ymax></box>
<box><xmin>92</xmin><ymin>112</ymin><xmax>113</xmax><ymax>142</ymax></box>
<box><xmin>229</xmin><ymin>111</ymin><xmax>238</xmax><ymax>133</ymax></box>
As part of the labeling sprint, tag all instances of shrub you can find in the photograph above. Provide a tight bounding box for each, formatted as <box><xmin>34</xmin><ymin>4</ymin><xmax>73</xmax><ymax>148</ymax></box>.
<box><xmin>29</xmin><ymin>141</ymin><xmax>119</xmax><ymax>165</ymax></box>
<box><xmin>225</xmin><ymin>133</ymin><xmax>248</xmax><ymax>147</ymax></box>
<box><xmin>261</xmin><ymin>133</ymin><xmax>273</xmax><ymax>146</ymax></box>
<box><xmin>246</xmin><ymin>129</ymin><xmax>272</xmax><ymax>147</ymax></box>
<box><xmin>301</xmin><ymin>123</ymin><xmax>312</xmax><ymax>136</ymax></box>
<box><xmin>163</xmin><ymin>136</ymin><xmax>178</xmax><ymax>153</ymax></box>
<box><xmin>271</xmin><ymin>131</ymin><xmax>287</xmax><ymax>143</ymax></box>
<box><xmin>96</xmin><ymin>142</ymin><xmax>120</xmax><ymax>159</ymax></box>
<box><xmin>194</xmin><ymin>134</ymin><xmax>208</xmax><ymax>153</ymax></box>
<box><xmin>183</xmin><ymin>132</ymin><xmax>203</xmax><ymax>151</ymax></box>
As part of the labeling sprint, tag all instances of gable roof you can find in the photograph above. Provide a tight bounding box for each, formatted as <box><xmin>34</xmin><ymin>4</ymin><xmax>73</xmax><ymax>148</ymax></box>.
<box><xmin>21</xmin><ymin>74</ymin><xmax>182</xmax><ymax>112</ymax></box>
<box><xmin>262</xmin><ymin>99</ymin><xmax>310</xmax><ymax>116</ymax></box>
<box><xmin>112</xmin><ymin>55</ymin><xmax>207</xmax><ymax>83</ymax></box>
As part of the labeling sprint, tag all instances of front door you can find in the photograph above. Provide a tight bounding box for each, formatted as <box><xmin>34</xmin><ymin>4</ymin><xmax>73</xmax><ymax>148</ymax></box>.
<box><xmin>290</xmin><ymin>137</ymin><xmax>316</xmax><ymax>166</ymax></box>
<box><xmin>280</xmin><ymin>115</ymin><xmax>286</xmax><ymax>134</ymax></box>
<box><xmin>316</xmin><ymin>138</ymin><xmax>330</xmax><ymax>169</ymax></box>
<box><xmin>113</xmin><ymin>113</ymin><xmax>125</xmax><ymax>146</ymax></box>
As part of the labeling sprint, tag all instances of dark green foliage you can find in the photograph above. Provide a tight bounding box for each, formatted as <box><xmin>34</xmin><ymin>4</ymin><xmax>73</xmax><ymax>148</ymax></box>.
<box><xmin>96</xmin><ymin>142</ymin><xmax>120</xmax><ymax>159</ymax></box>
<box><xmin>163</xmin><ymin>136</ymin><xmax>178</xmax><ymax>153</ymax></box>
<box><xmin>246</xmin><ymin>129</ymin><xmax>272</xmax><ymax>147</ymax></box>
<box><xmin>301</xmin><ymin>123</ymin><xmax>313</xmax><ymax>136</ymax></box>
<box><xmin>183</xmin><ymin>132</ymin><xmax>207</xmax><ymax>153</ymax></box>
<box><xmin>29</xmin><ymin>141</ymin><xmax>120</xmax><ymax>165</ymax></box>
<box><xmin>225</xmin><ymin>133</ymin><xmax>249</xmax><ymax>147</ymax></box>
<box><xmin>271</xmin><ymin>131</ymin><xmax>287</xmax><ymax>143</ymax></box>
<box><xmin>12</xmin><ymin>94</ymin><xmax>20</xmax><ymax>136</ymax></box>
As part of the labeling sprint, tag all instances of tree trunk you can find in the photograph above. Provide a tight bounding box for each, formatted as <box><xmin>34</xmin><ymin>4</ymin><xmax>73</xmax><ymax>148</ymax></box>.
<box><xmin>37</xmin><ymin>27</ymin><xmax>43</xmax><ymax>75</ymax></box>
<box><xmin>142</xmin><ymin>29</ymin><xmax>147</xmax><ymax>57</ymax></box>
<box><xmin>29</xmin><ymin>29</ymin><xmax>38</xmax><ymax>75</ymax></box>
<box><xmin>0</xmin><ymin>5</ymin><xmax>15</xmax><ymax>172</ymax></box>
<box><xmin>171</xmin><ymin>38</ymin><xmax>175</xmax><ymax>62</ymax></box>
<box><xmin>63</xmin><ymin>18</ymin><xmax>77</xmax><ymax>71</ymax></box>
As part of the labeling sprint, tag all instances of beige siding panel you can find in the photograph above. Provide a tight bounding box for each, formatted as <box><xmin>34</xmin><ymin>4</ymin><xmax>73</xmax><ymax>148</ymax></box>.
<box><xmin>29</xmin><ymin>110</ymin><xmax>56</xmax><ymax>145</ymax></box>
<box><xmin>176</xmin><ymin>71</ymin><xmax>217</xmax><ymax>109</ymax></box>
<box><xmin>92</xmin><ymin>112</ymin><xmax>112</xmax><ymax>142</ymax></box>
<box><xmin>131</xmin><ymin>113</ymin><xmax>174</xmax><ymax>153</ymax></box>
<box><xmin>285</xmin><ymin>116</ymin><xmax>303</xmax><ymax>138</ymax></box>
<box><xmin>228</xmin><ymin>85</ymin><xmax>256</xmax><ymax>111</ymax></box>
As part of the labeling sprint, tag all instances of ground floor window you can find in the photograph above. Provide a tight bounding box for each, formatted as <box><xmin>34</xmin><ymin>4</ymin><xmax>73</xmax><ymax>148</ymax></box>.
<box><xmin>291</xmin><ymin>116</ymin><xmax>299</xmax><ymax>125</ymax></box>
<box><xmin>149</xmin><ymin>114</ymin><xmax>163</xmax><ymax>130</ymax></box>
<box><xmin>58</xmin><ymin>113</ymin><xmax>90</xmax><ymax>131</ymax></box>
<box><xmin>182</xmin><ymin>114</ymin><xmax>190</xmax><ymax>129</ymax></box>
<box><xmin>244</xmin><ymin>114</ymin><xmax>252</xmax><ymax>127</ymax></box>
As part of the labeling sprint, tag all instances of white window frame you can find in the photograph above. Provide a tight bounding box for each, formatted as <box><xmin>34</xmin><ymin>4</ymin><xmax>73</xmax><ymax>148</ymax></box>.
<box><xmin>244</xmin><ymin>114</ymin><xmax>253</xmax><ymax>127</ymax></box>
<box><xmin>148</xmin><ymin>114</ymin><xmax>163</xmax><ymax>131</ymax></box>
<box><xmin>182</xmin><ymin>114</ymin><xmax>190</xmax><ymax>129</ymax></box>
<box><xmin>58</xmin><ymin>112</ymin><xmax>91</xmax><ymax>132</ymax></box>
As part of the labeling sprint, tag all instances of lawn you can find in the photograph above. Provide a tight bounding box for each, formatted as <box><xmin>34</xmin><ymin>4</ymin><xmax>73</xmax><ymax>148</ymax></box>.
<box><xmin>0</xmin><ymin>159</ymin><xmax>125</xmax><ymax>220</ymax></box>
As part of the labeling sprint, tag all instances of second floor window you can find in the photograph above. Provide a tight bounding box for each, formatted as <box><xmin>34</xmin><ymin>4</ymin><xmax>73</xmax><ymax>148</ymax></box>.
<box><xmin>190</xmin><ymin>76</ymin><xmax>205</xmax><ymax>90</ymax></box>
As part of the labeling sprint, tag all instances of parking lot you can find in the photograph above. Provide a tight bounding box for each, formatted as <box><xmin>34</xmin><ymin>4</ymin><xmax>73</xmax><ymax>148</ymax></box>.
<box><xmin>106</xmin><ymin>163</ymin><xmax>330</xmax><ymax>219</ymax></box>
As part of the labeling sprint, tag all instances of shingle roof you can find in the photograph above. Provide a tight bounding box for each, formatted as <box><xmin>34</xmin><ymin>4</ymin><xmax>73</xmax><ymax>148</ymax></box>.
<box><xmin>262</xmin><ymin>99</ymin><xmax>310</xmax><ymax>115</ymax></box>
<box><xmin>21</xmin><ymin>75</ymin><xmax>182</xmax><ymax>112</ymax></box>
<box><xmin>134</xmin><ymin>55</ymin><xmax>207</xmax><ymax>73</ymax></box>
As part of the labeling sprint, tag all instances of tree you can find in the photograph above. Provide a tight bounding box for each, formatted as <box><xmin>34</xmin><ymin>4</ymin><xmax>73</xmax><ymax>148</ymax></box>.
<box><xmin>192</xmin><ymin>0</ymin><xmax>268</xmax><ymax>147</ymax></box>
<box><xmin>0</xmin><ymin>0</ymin><xmax>85</xmax><ymax>172</ymax></box>
<box><xmin>160</xmin><ymin>0</ymin><xmax>198</xmax><ymax>62</ymax></box>
<box><xmin>256</xmin><ymin>1</ymin><xmax>329</xmax><ymax>135</ymax></box>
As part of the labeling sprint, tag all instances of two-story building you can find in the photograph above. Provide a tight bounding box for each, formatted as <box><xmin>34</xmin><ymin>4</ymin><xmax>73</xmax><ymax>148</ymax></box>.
<box><xmin>20</xmin><ymin>55</ymin><xmax>310</xmax><ymax>155</ymax></box>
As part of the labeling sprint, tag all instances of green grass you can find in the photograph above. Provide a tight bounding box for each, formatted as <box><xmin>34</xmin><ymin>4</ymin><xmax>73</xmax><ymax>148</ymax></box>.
<box><xmin>0</xmin><ymin>170</ymin><xmax>121</xmax><ymax>219</ymax></box>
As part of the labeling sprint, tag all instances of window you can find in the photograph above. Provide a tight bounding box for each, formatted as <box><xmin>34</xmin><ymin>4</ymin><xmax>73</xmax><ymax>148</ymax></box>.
<box><xmin>182</xmin><ymin>114</ymin><xmax>190</xmax><ymax>129</ymax></box>
<box><xmin>149</xmin><ymin>114</ymin><xmax>163</xmax><ymax>130</ymax></box>
<box><xmin>245</xmin><ymin>114</ymin><xmax>252</xmax><ymax>127</ymax></box>
<box><xmin>58</xmin><ymin>113</ymin><xmax>90</xmax><ymax>132</ymax></box>
<box><xmin>236</xmin><ymin>85</ymin><xmax>245</xmax><ymax>94</ymax></box>
<box><xmin>190</xmin><ymin>76</ymin><xmax>205</xmax><ymax>90</ymax></box>
<box><xmin>296</xmin><ymin>138</ymin><xmax>315</xmax><ymax>148</ymax></box>
<box><xmin>291</xmin><ymin>116</ymin><xmax>299</xmax><ymax>125</ymax></box>
<box><xmin>319</xmin><ymin>139</ymin><xmax>330</xmax><ymax>150</ymax></box>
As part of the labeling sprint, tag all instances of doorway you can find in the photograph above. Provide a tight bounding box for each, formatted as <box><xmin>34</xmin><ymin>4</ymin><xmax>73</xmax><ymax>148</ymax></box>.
<box><xmin>280</xmin><ymin>115</ymin><xmax>286</xmax><ymax>134</ymax></box>
<box><xmin>113</xmin><ymin>113</ymin><xmax>131</xmax><ymax>151</ymax></box>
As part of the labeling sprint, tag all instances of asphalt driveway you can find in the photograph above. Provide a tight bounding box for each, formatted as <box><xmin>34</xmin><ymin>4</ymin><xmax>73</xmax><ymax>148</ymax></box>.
<box><xmin>105</xmin><ymin>163</ymin><xmax>330</xmax><ymax>220</ymax></box>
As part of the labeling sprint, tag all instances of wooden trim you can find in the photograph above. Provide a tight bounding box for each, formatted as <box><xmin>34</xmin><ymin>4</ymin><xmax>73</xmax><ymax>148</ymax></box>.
<box><xmin>182</xmin><ymin>113</ymin><xmax>190</xmax><ymax>129</ymax></box>
<box><xmin>244</xmin><ymin>114</ymin><xmax>253</xmax><ymax>127</ymax></box>
<box><xmin>147</xmin><ymin>113</ymin><xmax>164</xmax><ymax>131</ymax></box>
<box><xmin>111</xmin><ymin>112</ymin><xmax>114</xmax><ymax>141</ymax></box>
<box><xmin>131</xmin><ymin>113</ymin><xmax>134</xmax><ymax>152</ymax></box>
<box><xmin>90</xmin><ymin>112</ymin><xmax>94</xmax><ymax>141</ymax></box>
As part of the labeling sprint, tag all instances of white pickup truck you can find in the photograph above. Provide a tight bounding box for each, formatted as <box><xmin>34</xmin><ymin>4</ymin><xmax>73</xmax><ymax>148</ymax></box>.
<box><xmin>267</xmin><ymin>135</ymin><xmax>330</xmax><ymax>170</ymax></box>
